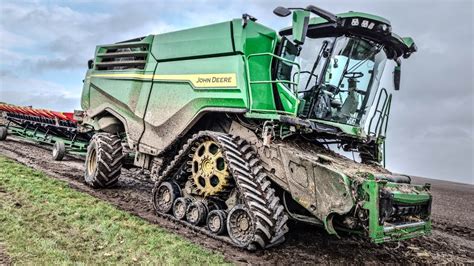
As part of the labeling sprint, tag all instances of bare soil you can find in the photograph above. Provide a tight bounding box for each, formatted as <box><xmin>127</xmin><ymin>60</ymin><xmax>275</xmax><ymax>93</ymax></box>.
<box><xmin>0</xmin><ymin>244</ymin><xmax>11</xmax><ymax>266</ymax></box>
<box><xmin>0</xmin><ymin>137</ymin><xmax>473</xmax><ymax>264</ymax></box>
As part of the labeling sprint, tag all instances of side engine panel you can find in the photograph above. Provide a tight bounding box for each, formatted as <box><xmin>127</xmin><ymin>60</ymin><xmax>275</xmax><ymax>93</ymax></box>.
<box><xmin>138</xmin><ymin>55</ymin><xmax>248</xmax><ymax>155</ymax></box>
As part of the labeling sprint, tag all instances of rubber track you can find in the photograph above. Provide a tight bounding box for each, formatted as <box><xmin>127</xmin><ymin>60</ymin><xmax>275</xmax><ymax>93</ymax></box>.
<box><xmin>152</xmin><ymin>131</ymin><xmax>288</xmax><ymax>249</ymax></box>
<box><xmin>87</xmin><ymin>133</ymin><xmax>123</xmax><ymax>188</ymax></box>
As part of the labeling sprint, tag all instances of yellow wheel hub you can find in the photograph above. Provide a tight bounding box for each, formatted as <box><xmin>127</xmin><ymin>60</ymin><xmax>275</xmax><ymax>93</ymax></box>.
<box><xmin>191</xmin><ymin>140</ymin><xmax>230</xmax><ymax>196</ymax></box>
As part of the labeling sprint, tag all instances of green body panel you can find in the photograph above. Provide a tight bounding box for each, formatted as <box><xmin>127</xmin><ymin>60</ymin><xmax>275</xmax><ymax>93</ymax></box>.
<box><xmin>239</xmin><ymin>23</ymin><xmax>279</xmax><ymax>113</ymax></box>
<box><xmin>81</xmin><ymin>19</ymin><xmax>288</xmax><ymax>153</ymax></box>
<box><xmin>311</xmin><ymin>119</ymin><xmax>364</xmax><ymax>137</ymax></box>
<box><xmin>151</xmin><ymin>22</ymin><xmax>234</xmax><ymax>61</ymax></box>
<box><xmin>292</xmin><ymin>10</ymin><xmax>311</xmax><ymax>44</ymax></box>
<box><xmin>361</xmin><ymin>178</ymin><xmax>431</xmax><ymax>243</ymax></box>
<box><xmin>139</xmin><ymin>55</ymin><xmax>248</xmax><ymax>152</ymax></box>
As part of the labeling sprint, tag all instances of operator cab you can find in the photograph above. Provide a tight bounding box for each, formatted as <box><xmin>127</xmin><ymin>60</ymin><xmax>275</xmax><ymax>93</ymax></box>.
<box><xmin>298</xmin><ymin>35</ymin><xmax>387</xmax><ymax>127</ymax></box>
<box><xmin>275</xmin><ymin>8</ymin><xmax>416</xmax><ymax>131</ymax></box>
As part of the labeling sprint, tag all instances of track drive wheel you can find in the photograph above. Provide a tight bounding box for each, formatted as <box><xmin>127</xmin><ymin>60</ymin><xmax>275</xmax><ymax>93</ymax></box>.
<box><xmin>84</xmin><ymin>133</ymin><xmax>123</xmax><ymax>188</ymax></box>
<box><xmin>52</xmin><ymin>141</ymin><xmax>66</xmax><ymax>161</ymax></box>
<box><xmin>191</xmin><ymin>140</ymin><xmax>231</xmax><ymax>197</ymax></box>
<box><xmin>0</xmin><ymin>126</ymin><xmax>7</xmax><ymax>141</ymax></box>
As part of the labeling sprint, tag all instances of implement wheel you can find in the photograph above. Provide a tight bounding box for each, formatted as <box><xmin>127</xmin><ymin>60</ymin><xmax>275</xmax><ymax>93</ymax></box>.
<box><xmin>84</xmin><ymin>133</ymin><xmax>123</xmax><ymax>188</ymax></box>
<box><xmin>0</xmin><ymin>126</ymin><xmax>7</xmax><ymax>141</ymax></box>
<box><xmin>52</xmin><ymin>141</ymin><xmax>66</xmax><ymax>161</ymax></box>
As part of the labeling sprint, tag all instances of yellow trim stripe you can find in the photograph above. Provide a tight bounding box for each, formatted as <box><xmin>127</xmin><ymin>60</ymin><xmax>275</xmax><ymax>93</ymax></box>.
<box><xmin>90</xmin><ymin>73</ymin><xmax>237</xmax><ymax>88</ymax></box>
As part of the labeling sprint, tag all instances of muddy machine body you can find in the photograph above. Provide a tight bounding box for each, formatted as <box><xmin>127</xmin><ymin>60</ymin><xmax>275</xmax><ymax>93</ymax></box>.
<box><xmin>77</xmin><ymin>6</ymin><xmax>432</xmax><ymax>249</ymax></box>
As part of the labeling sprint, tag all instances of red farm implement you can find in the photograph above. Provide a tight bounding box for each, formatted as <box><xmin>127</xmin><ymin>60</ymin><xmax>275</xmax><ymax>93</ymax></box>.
<box><xmin>0</xmin><ymin>103</ymin><xmax>90</xmax><ymax>160</ymax></box>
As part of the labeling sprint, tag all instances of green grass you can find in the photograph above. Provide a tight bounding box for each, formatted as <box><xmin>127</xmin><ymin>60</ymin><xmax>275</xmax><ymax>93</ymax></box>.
<box><xmin>0</xmin><ymin>156</ymin><xmax>228</xmax><ymax>265</ymax></box>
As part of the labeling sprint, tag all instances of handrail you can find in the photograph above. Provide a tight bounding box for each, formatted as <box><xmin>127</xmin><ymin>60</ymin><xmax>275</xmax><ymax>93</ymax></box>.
<box><xmin>380</xmin><ymin>95</ymin><xmax>392</xmax><ymax>137</ymax></box>
<box><xmin>367</xmin><ymin>88</ymin><xmax>393</xmax><ymax>166</ymax></box>
<box><xmin>368</xmin><ymin>88</ymin><xmax>389</xmax><ymax>137</ymax></box>
<box><xmin>245</xmin><ymin>52</ymin><xmax>301</xmax><ymax>116</ymax></box>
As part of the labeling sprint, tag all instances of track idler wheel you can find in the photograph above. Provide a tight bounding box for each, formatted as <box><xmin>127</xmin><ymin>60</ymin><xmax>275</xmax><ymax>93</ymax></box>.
<box><xmin>207</xmin><ymin>210</ymin><xmax>227</xmax><ymax>235</ymax></box>
<box><xmin>227</xmin><ymin>205</ymin><xmax>256</xmax><ymax>248</ymax></box>
<box><xmin>52</xmin><ymin>141</ymin><xmax>66</xmax><ymax>161</ymax></box>
<box><xmin>186</xmin><ymin>201</ymin><xmax>208</xmax><ymax>225</ymax></box>
<box><xmin>153</xmin><ymin>181</ymin><xmax>181</xmax><ymax>214</ymax></box>
<box><xmin>173</xmin><ymin>197</ymin><xmax>192</xmax><ymax>220</ymax></box>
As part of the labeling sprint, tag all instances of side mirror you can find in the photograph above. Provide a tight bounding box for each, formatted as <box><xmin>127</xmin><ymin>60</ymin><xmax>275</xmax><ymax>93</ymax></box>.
<box><xmin>273</xmin><ymin>6</ymin><xmax>291</xmax><ymax>17</ymax></box>
<box><xmin>292</xmin><ymin>10</ymin><xmax>310</xmax><ymax>45</ymax></box>
<box><xmin>393</xmin><ymin>65</ymin><xmax>401</xmax><ymax>91</ymax></box>
<box><xmin>87</xmin><ymin>59</ymin><xmax>94</xmax><ymax>70</ymax></box>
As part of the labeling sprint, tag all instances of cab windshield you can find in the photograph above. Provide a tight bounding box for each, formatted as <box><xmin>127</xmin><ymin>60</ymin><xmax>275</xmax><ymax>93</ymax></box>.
<box><xmin>294</xmin><ymin>36</ymin><xmax>387</xmax><ymax>127</ymax></box>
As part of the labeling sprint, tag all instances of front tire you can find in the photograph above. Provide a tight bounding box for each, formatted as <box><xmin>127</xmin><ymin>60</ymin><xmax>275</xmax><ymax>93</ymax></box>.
<box><xmin>84</xmin><ymin>133</ymin><xmax>123</xmax><ymax>188</ymax></box>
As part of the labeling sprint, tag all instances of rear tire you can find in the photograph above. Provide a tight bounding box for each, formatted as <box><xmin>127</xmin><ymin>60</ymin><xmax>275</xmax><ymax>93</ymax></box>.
<box><xmin>84</xmin><ymin>133</ymin><xmax>123</xmax><ymax>188</ymax></box>
<box><xmin>0</xmin><ymin>126</ymin><xmax>7</xmax><ymax>141</ymax></box>
<box><xmin>52</xmin><ymin>141</ymin><xmax>66</xmax><ymax>161</ymax></box>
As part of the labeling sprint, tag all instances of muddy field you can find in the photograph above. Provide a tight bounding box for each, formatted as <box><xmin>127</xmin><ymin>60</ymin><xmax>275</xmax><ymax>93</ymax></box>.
<box><xmin>0</xmin><ymin>137</ymin><xmax>473</xmax><ymax>264</ymax></box>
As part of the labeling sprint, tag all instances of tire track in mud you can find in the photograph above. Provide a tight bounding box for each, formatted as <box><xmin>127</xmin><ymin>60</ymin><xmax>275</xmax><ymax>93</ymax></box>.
<box><xmin>0</xmin><ymin>244</ymin><xmax>12</xmax><ymax>266</ymax></box>
<box><xmin>1</xmin><ymin>137</ymin><xmax>473</xmax><ymax>264</ymax></box>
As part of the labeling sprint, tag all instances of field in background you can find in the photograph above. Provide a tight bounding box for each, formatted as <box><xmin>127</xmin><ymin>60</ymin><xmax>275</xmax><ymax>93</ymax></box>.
<box><xmin>0</xmin><ymin>156</ymin><xmax>227</xmax><ymax>264</ymax></box>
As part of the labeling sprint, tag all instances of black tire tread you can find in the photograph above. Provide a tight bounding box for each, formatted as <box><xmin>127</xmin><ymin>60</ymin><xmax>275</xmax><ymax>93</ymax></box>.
<box><xmin>85</xmin><ymin>133</ymin><xmax>123</xmax><ymax>188</ymax></box>
<box><xmin>52</xmin><ymin>141</ymin><xmax>66</xmax><ymax>161</ymax></box>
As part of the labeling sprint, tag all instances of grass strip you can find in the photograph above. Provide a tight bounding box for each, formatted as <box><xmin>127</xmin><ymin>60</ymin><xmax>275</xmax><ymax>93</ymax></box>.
<box><xmin>0</xmin><ymin>156</ymin><xmax>228</xmax><ymax>265</ymax></box>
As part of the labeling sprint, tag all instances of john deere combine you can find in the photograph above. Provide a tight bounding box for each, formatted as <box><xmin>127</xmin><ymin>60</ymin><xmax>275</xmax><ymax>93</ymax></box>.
<box><xmin>1</xmin><ymin>5</ymin><xmax>432</xmax><ymax>250</ymax></box>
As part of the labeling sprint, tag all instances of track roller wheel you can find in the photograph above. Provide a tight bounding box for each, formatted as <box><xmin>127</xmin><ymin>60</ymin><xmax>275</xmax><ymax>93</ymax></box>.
<box><xmin>84</xmin><ymin>133</ymin><xmax>123</xmax><ymax>188</ymax></box>
<box><xmin>52</xmin><ymin>141</ymin><xmax>66</xmax><ymax>161</ymax></box>
<box><xmin>153</xmin><ymin>181</ymin><xmax>181</xmax><ymax>214</ymax></box>
<box><xmin>186</xmin><ymin>201</ymin><xmax>208</xmax><ymax>225</ymax></box>
<box><xmin>0</xmin><ymin>126</ymin><xmax>7</xmax><ymax>141</ymax></box>
<box><xmin>173</xmin><ymin>197</ymin><xmax>192</xmax><ymax>220</ymax></box>
<box><xmin>207</xmin><ymin>210</ymin><xmax>227</xmax><ymax>235</ymax></box>
<box><xmin>227</xmin><ymin>205</ymin><xmax>256</xmax><ymax>248</ymax></box>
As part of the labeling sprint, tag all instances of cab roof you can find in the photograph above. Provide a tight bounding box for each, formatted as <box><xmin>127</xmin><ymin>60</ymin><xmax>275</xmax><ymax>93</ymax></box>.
<box><xmin>280</xmin><ymin>11</ymin><xmax>417</xmax><ymax>59</ymax></box>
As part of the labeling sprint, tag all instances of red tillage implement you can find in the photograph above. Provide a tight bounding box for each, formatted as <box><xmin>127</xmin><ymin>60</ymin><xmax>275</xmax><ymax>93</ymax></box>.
<box><xmin>0</xmin><ymin>103</ymin><xmax>90</xmax><ymax>160</ymax></box>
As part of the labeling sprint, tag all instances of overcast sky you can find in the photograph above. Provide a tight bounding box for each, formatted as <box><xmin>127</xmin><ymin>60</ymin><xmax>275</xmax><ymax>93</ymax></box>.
<box><xmin>0</xmin><ymin>0</ymin><xmax>472</xmax><ymax>184</ymax></box>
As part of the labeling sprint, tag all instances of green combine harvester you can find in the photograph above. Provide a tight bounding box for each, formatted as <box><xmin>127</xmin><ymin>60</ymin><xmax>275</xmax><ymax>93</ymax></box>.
<box><xmin>2</xmin><ymin>5</ymin><xmax>432</xmax><ymax>250</ymax></box>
